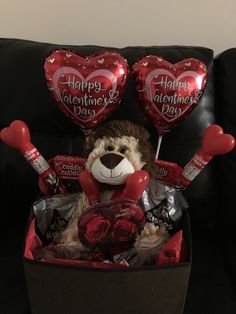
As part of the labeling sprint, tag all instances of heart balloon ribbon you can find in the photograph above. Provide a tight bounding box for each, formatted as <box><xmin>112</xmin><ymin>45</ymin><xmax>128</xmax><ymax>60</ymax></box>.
<box><xmin>180</xmin><ymin>124</ymin><xmax>235</xmax><ymax>188</ymax></box>
<box><xmin>44</xmin><ymin>50</ymin><xmax>129</xmax><ymax>133</ymax></box>
<box><xmin>132</xmin><ymin>56</ymin><xmax>207</xmax><ymax>160</ymax></box>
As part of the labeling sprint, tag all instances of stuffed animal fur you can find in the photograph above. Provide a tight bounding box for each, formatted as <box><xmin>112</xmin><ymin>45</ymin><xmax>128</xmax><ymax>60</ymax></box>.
<box><xmin>41</xmin><ymin>120</ymin><xmax>169</xmax><ymax>264</ymax></box>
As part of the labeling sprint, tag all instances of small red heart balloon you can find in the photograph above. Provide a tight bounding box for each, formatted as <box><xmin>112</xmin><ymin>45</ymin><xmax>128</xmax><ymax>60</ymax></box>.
<box><xmin>202</xmin><ymin>124</ymin><xmax>235</xmax><ymax>156</ymax></box>
<box><xmin>0</xmin><ymin>120</ymin><xmax>31</xmax><ymax>150</ymax></box>
<box><xmin>44</xmin><ymin>50</ymin><xmax>129</xmax><ymax>132</ymax></box>
<box><xmin>132</xmin><ymin>56</ymin><xmax>207</xmax><ymax>135</ymax></box>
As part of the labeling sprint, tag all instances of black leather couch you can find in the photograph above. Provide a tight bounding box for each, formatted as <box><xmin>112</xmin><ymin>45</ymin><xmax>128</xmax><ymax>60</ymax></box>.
<box><xmin>0</xmin><ymin>38</ymin><xmax>235</xmax><ymax>314</ymax></box>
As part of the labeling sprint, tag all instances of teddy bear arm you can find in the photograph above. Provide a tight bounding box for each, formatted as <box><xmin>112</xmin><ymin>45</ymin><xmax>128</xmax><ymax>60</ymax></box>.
<box><xmin>125</xmin><ymin>170</ymin><xmax>149</xmax><ymax>201</ymax></box>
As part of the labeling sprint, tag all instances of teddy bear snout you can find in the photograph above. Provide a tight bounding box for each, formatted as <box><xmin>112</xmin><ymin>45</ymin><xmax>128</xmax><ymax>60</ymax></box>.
<box><xmin>100</xmin><ymin>153</ymin><xmax>124</xmax><ymax>169</ymax></box>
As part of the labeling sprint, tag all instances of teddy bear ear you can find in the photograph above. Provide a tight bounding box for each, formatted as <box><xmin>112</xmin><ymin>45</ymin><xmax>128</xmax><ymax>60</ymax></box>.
<box><xmin>138</xmin><ymin>127</ymin><xmax>150</xmax><ymax>144</ymax></box>
<box><xmin>85</xmin><ymin>134</ymin><xmax>96</xmax><ymax>154</ymax></box>
<box><xmin>143</xmin><ymin>130</ymin><xmax>150</xmax><ymax>141</ymax></box>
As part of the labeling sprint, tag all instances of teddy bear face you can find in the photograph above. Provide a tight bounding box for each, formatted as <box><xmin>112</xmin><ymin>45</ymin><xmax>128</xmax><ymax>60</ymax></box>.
<box><xmin>85</xmin><ymin>135</ymin><xmax>146</xmax><ymax>185</ymax></box>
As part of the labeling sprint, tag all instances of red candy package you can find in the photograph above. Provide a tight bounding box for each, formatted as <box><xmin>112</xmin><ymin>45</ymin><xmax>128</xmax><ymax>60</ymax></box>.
<box><xmin>48</xmin><ymin>155</ymin><xmax>86</xmax><ymax>192</ymax></box>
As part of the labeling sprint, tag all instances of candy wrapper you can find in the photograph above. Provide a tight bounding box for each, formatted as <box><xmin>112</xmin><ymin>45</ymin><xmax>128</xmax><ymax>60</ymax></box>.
<box><xmin>33</xmin><ymin>193</ymin><xmax>79</xmax><ymax>245</ymax></box>
<box><xmin>48</xmin><ymin>155</ymin><xmax>86</xmax><ymax>193</ymax></box>
<box><xmin>140</xmin><ymin>178</ymin><xmax>188</xmax><ymax>231</ymax></box>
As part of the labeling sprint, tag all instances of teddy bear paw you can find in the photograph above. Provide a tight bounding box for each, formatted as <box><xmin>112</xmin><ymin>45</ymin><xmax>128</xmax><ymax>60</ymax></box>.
<box><xmin>134</xmin><ymin>223</ymin><xmax>169</xmax><ymax>261</ymax></box>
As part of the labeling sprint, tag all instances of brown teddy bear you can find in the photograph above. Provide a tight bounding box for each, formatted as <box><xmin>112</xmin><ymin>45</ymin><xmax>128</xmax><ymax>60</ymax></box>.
<box><xmin>47</xmin><ymin>120</ymin><xmax>168</xmax><ymax>264</ymax></box>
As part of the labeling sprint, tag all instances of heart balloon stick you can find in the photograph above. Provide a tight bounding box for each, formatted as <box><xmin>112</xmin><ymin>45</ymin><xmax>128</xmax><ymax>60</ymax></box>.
<box><xmin>180</xmin><ymin>125</ymin><xmax>235</xmax><ymax>188</ymax></box>
<box><xmin>0</xmin><ymin>120</ymin><xmax>67</xmax><ymax>195</ymax></box>
<box><xmin>155</xmin><ymin>135</ymin><xmax>163</xmax><ymax>161</ymax></box>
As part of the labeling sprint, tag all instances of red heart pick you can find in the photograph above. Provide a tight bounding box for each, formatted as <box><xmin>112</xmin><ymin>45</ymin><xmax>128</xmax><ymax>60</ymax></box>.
<box><xmin>202</xmin><ymin>124</ymin><xmax>235</xmax><ymax>156</ymax></box>
<box><xmin>44</xmin><ymin>50</ymin><xmax>129</xmax><ymax>131</ymax></box>
<box><xmin>133</xmin><ymin>56</ymin><xmax>207</xmax><ymax>135</ymax></box>
<box><xmin>156</xmin><ymin>230</ymin><xmax>183</xmax><ymax>266</ymax></box>
<box><xmin>0</xmin><ymin>120</ymin><xmax>31</xmax><ymax>150</ymax></box>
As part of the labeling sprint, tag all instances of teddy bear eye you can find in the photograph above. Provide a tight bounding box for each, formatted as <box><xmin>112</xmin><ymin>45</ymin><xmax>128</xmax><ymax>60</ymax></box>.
<box><xmin>119</xmin><ymin>146</ymin><xmax>128</xmax><ymax>154</ymax></box>
<box><xmin>105</xmin><ymin>145</ymin><xmax>114</xmax><ymax>152</ymax></box>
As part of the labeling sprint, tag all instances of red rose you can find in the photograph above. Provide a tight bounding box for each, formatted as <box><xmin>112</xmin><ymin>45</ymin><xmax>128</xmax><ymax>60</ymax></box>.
<box><xmin>111</xmin><ymin>219</ymin><xmax>137</xmax><ymax>243</ymax></box>
<box><xmin>85</xmin><ymin>216</ymin><xmax>111</xmax><ymax>245</ymax></box>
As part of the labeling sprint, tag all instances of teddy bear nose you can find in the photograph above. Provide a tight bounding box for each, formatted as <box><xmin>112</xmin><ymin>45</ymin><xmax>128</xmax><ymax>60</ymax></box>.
<box><xmin>100</xmin><ymin>153</ymin><xmax>124</xmax><ymax>169</ymax></box>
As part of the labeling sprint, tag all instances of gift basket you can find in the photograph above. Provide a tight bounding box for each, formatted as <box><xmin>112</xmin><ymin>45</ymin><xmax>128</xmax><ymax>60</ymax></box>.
<box><xmin>1</xmin><ymin>45</ymin><xmax>235</xmax><ymax>314</ymax></box>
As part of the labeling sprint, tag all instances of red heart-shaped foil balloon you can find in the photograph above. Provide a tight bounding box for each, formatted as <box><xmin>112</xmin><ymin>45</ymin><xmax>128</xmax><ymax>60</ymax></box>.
<box><xmin>202</xmin><ymin>124</ymin><xmax>235</xmax><ymax>155</ymax></box>
<box><xmin>133</xmin><ymin>56</ymin><xmax>207</xmax><ymax>135</ymax></box>
<box><xmin>0</xmin><ymin>120</ymin><xmax>30</xmax><ymax>150</ymax></box>
<box><xmin>44</xmin><ymin>50</ymin><xmax>129</xmax><ymax>131</ymax></box>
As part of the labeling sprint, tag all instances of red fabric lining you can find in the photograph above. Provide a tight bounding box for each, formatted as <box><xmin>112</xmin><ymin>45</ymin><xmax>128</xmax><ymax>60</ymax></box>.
<box><xmin>24</xmin><ymin>219</ymin><xmax>42</xmax><ymax>260</ymax></box>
